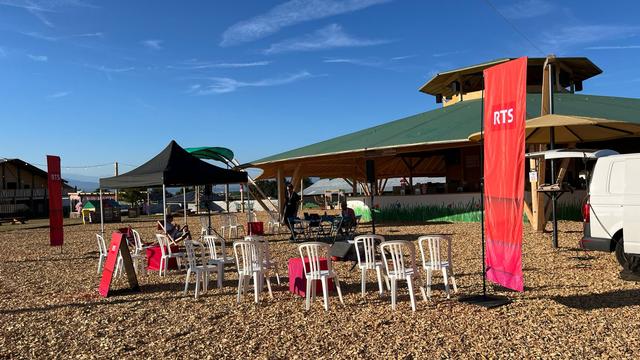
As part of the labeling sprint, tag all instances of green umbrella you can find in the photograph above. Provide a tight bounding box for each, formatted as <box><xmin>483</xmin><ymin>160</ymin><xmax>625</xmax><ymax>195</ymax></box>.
<box><xmin>185</xmin><ymin>146</ymin><xmax>234</xmax><ymax>163</ymax></box>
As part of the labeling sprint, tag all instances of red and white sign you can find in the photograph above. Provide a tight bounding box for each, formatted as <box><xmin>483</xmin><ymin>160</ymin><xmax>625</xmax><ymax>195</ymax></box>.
<box><xmin>483</xmin><ymin>57</ymin><xmax>527</xmax><ymax>292</ymax></box>
<box><xmin>47</xmin><ymin>155</ymin><xmax>64</xmax><ymax>247</ymax></box>
<box><xmin>98</xmin><ymin>232</ymin><xmax>139</xmax><ymax>297</ymax></box>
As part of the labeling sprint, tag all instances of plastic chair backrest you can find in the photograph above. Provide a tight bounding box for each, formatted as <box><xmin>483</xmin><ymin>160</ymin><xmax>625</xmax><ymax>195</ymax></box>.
<box><xmin>418</xmin><ymin>235</ymin><xmax>450</xmax><ymax>270</ymax></box>
<box><xmin>245</xmin><ymin>235</ymin><xmax>269</xmax><ymax>263</ymax></box>
<box><xmin>184</xmin><ymin>239</ymin><xmax>198</xmax><ymax>269</ymax></box>
<box><xmin>199</xmin><ymin>215</ymin><xmax>209</xmax><ymax>228</ymax></box>
<box><xmin>354</xmin><ymin>234</ymin><xmax>385</xmax><ymax>268</ymax></box>
<box><xmin>299</xmin><ymin>242</ymin><xmax>331</xmax><ymax>276</ymax></box>
<box><xmin>96</xmin><ymin>234</ymin><xmax>107</xmax><ymax>256</ymax></box>
<box><xmin>234</xmin><ymin>241</ymin><xmax>260</xmax><ymax>275</ymax></box>
<box><xmin>155</xmin><ymin>234</ymin><xmax>168</xmax><ymax>257</ymax></box>
<box><xmin>203</xmin><ymin>235</ymin><xmax>221</xmax><ymax>260</ymax></box>
<box><xmin>380</xmin><ymin>240</ymin><xmax>416</xmax><ymax>279</ymax></box>
<box><xmin>132</xmin><ymin>229</ymin><xmax>143</xmax><ymax>252</ymax></box>
<box><xmin>247</xmin><ymin>211</ymin><xmax>257</xmax><ymax>223</ymax></box>
<box><xmin>229</xmin><ymin>214</ymin><xmax>238</xmax><ymax>226</ymax></box>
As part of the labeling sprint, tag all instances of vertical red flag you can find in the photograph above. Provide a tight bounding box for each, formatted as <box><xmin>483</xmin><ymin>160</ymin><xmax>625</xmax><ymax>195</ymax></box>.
<box><xmin>483</xmin><ymin>57</ymin><xmax>527</xmax><ymax>292</ymax></box>
<box><xmin>47</xmin><ymin>155</ymin><xmax>64</xmax><ymax>247</ymax></box>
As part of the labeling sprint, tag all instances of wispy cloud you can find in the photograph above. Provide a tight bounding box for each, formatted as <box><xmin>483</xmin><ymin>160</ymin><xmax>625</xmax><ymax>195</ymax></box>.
<box><xmin>264</xmin><ymin>23</ymin><xmax>391</xmax><ymax>54</ymax></box>
<box><xmin>46</xmin><ymin>91</ymin><xmax>71</xmax><ymax>99</ymax></box>
<box><xmin>0</xmin><ymin>0</ymin><xmax>97</xmax><ymax>28</ymax></box>
<box><xmin>323</xmin><ymin>55</ymin><xmax>417</xmax><ymax>71</ymax></box>
<box><xmin>170</xmin><ymin>59</ymin><xmax>272</xmax><ymax>70</ymax></box>
<box><xmin>27</xmin><ymin>54</ymin><xmax>48</xmax><ymax>61</ymax></box>
<box><xmin>541</xmin><ymin>25</ymin><xmax>640</xmax><ymax>51</ymax></box>
<box><xmin>190</xmin><ymin>71</ymin><xmax>316</xmax><ymax>94</ymax></box>
<box><xmin>390</xmin><ymin>55</ymin><xmax>415</xmax><ymax>61</ymax></box>
<box><xmin>585</xmin><ymin>45</ymin><xmax>640</xmax><ymax>50</ymax></box>
<box><xmin>323</xmin><ymin>57</ymin><xmax>383</xmax><ymax>67</ymax></box>
<box><xmin>141</xmin><ymin>39</ymin><xmax>163</xmax><ymax>50</ymax></box>
<box><xmin>499</xmin><ymin>0</ymin><xmax>554</xmax><ymax>19</ymax></box>
<box><xmin>432</xmin><ymin>50</ymin><xmax>468</xmax><ymax>58</ymax></box>
<box><xmin>220</xmin><ymin>0</ymin><xmax>391</xmax><ymax>46</ymax></box>
<box><xmin>21</xmin><ymin>31</ymin><xmax>103</xmax><ymax>42</ymax></box>
<box><xmin>83</xmin><ymin>64</ymin><xmax>134</xmax><ymax>80</ymax></box>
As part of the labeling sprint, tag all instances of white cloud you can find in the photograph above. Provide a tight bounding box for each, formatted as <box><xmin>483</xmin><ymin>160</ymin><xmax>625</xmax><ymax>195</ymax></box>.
<box><xmin>264</xmin><ymin>23</ymin><xmax>390</xmax><ymax>54</ymax></box>
<box><xmin>0</xmin><ymin>0</ymin><xmax>97</xmax><ymax>28</ymax></box>
<box><xmin>220</xmin><ymin>0</ymin><xmax>391</xmax><ymax>46</ymax></box>
<box><xmin>83</xmin><ymin>64</ymin><xmax>134</xmax><ymax>80</ymax></box>
<box><xmin>171</xmin><ymin>59</ymin><xmax>272</xmax><ymax>70</ymax></box>
<box><xmin>84</xmin><ymin>64</ymin><xmax>134</xmax><ymax>73</ymax></box>
<box><xmin>499</xmin><ymin>0</ymin><xmax>554</xmax><ymax>19</ymax></box>
<box><xmin>432</xmin><ymin>50</ymin><xmax>468</xmax><ymax>58</ymax></box>
<box><xmin>141</xmin><ymin>39</ymin><xmax>163</xmax><ymax>50</ymax></box>
<box><xmin>46</xmin><ymin>91</ymin><xmax>70</xmax><ymax>99</ymax></box>
<box><xmin>323</xmin><ymin>57</ymin><xmax>382</xmax><ymax>67</ymax></box>
<box><xmin>21</xmin><ymin>31</ymin><xmax>103</xmax><ymax>42</ymax></box>
<box><xmin>585</xmin><ymin>45</ymin><xmax>640</xmax><ymax>50</ymax></box>
<box><xmin>541</xmin><ymin>25</ymin><xmax>640</xmax><ymax>51</ymax></box>
<box><xmin>27</xmin><ymin>54</ymin><xmax>48</xmax><ymax>62</ymax></box>
<box><xmin>390</xmin><ymin>55</ymin><xmax>415</xmax><ymax>61</ymax></box>
<box><xmin>193</xmin><ymin>71</ymin><xmax>315</xmax><ymax>94</ymax></box>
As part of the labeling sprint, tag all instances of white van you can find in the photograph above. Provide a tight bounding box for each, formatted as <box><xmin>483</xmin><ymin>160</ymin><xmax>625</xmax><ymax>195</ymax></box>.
<box><xmin>580</xmin><ymin>154</ymin><xmax>640</xmax><ymax>273</ymax></box>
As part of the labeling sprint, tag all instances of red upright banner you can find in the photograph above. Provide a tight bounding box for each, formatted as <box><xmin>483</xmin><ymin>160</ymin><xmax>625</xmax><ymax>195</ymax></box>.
<box><xmin>483</xmin><ymin>57</ymin><xmax>527</xmax><ymax>292</ymax></box>
<box><xmin>47</xmin><ymin>155</ymin><xmax>64</xmax><ymax>247</ymax></box>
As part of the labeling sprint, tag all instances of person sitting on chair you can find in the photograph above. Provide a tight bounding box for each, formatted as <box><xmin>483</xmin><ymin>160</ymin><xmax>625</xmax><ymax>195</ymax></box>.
<box><xmin>338</xmin><ymin>201</ymin><xmax>356</xmax><ymax>239</ymax></box>
<box><xmin>165</xmin><ymin>214</ymin><xmax>191</xmax><ymax>241</ymax></box>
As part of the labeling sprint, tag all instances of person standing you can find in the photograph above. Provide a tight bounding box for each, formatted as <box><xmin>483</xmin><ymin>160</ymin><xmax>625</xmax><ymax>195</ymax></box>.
<box><xmin>283</xmin><ymin>183</ymin><xmax>301</xmax><ymax>241</ymax></box>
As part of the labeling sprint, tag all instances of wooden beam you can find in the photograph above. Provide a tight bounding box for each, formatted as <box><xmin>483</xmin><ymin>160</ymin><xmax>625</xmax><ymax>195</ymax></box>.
<box><xmin>277</xmin><ymin>167</ymin><xmax>285</xmax><ymax>219</ymax></box>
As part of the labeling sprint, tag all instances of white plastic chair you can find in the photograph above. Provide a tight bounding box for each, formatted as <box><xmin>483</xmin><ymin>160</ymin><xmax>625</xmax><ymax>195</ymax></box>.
<box><xmin>220</xmin><ymin>214</ymin><xmax>231</xmax><ymax>238</ymax></box>
<box><xmin>96</xmin><ymin>233</ymin><xmax>108</xmax><ymax>274</ymax></box>
<box><xmin>380</xmin><ymin>240</ymin><xmax>427</xmax><ymax>311</ymax></box>
<box><xmin>418</xmin><ymin>235</ymin><xmax>458</xmax><ymax>299</ymax></box>
<box><xmin>156</xmin><ymin>234</ymin><xmax>185</xmax><ymax>276</ymax></box>
<box><xmin>234</xmin><ymin>240</ymin><xmax>273</xmax><ymax>303</ymax></box>
<box><xmin>202</xmin><ymin>235</ymin><xmax>226</xmax><ymax>287</ymax></box>
<box><xmin>227</xmin><ymin>214</ymin><xmax>245</xmax><ymax>238</ymax></box>
<box><xmin>299</xmin><ymin>242</ymin><xmax>344</xmax><ymax>311</ymax></box>
<box><xmin>354</xmin><ymin>234</ymin><xmax>389</xmax><ymax>297</ymax></box>
<box><xmin>131</xmin><ymin>229</ymin><xmax>148</xmax><ymax>275</ymax></box>
<box><xmin>183</xmin><ymin>239</ymin><xmax>220</xmax><ymax>299</ymax></box>
<box><xmin>245</xmin><ymin>236</ymin><xmax>281</xmax><ymax>285</ymax></box>
<box><xmin>266</xmin><ymin>211</ymin><xmax>282</xmax><ymax>234</ymax></box>
<box><xmin>97</xmin><ymin>233</ymin><xmax>123</xmax><ymax>276</ymax></box>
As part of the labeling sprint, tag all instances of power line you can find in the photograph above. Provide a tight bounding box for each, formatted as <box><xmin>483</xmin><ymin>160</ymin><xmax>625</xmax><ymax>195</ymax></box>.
<box><xmin>481</xmin><ymin>0</ymin><xmax>547</xmax><ymax>56</ymax></box>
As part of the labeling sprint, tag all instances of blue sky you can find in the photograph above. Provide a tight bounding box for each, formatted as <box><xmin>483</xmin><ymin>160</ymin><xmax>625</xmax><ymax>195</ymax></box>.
<box><xmin>1</xmin><ymin>0</ymin><xmax>639</xmax><ymax>179</ymax></box>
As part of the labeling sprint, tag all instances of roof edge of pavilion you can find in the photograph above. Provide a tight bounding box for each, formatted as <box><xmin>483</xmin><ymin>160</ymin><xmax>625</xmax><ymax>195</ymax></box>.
<box><xmin>248</xmin><ymin>138</ymin><xmax>471</xmax><ymax>167</ymax></box>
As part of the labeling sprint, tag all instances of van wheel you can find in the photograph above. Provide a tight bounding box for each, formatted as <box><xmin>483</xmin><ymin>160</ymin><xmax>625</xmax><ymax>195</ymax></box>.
<box><xmin>615</xmin><ymin>237</ymin><xmax>640</xmax><ymax>273</ymax></box>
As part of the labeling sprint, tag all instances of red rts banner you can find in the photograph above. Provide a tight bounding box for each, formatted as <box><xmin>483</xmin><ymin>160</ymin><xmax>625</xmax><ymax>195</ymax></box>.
<box><xmin>483</xmin><ymin>57</ymin><xmax>527</xmax><ymax>292</ymax></box>
<box><xmin>47</xmin><ymin>155</ymin><xmax>64</xmax><ymax>247</ymax></box>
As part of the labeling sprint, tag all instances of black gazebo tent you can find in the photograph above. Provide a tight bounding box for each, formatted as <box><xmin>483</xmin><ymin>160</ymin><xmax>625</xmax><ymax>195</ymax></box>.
<box><xmin>98</xmin><ymin>140</ymin><xmax>247</xmax><ymax>235</ymax></box>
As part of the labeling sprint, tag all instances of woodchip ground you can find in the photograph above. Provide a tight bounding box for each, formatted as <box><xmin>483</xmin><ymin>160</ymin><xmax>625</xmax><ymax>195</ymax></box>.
<box><xmin>1</xmin><ymin>214</ymin><xmax>639</xmax><ymax>359</ymax></box>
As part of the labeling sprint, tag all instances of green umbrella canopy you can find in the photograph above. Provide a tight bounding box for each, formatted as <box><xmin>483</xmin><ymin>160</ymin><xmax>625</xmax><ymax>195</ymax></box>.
<box><xmin>185</xmin><ymin>146</ymin><xmax>234</xmax><ymax>163</ymax></box>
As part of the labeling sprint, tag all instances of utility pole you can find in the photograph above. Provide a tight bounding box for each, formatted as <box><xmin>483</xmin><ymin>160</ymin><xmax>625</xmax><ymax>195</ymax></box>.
<box><xmin>114</xmin><ymin>161</ymin><xmax>119</xmax><ymax>201</ymax></box>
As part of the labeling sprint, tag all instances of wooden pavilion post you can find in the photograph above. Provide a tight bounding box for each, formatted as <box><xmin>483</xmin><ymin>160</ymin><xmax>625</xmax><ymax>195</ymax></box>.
<box><xmin>277</xmin><ymin>167</ymin><xmax>285</xmax><ymax>222</ymax></box>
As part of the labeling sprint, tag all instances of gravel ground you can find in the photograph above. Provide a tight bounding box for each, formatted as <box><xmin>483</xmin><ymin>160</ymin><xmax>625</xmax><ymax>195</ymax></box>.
<box><xmin>1</xmin><ymin>214</ymin><xmax>639</xmax><ymax>359</ymax></box>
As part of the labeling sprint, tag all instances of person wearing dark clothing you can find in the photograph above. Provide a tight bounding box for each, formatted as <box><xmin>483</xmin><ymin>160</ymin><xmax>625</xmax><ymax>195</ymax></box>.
<box><xmin>283</xmin><ymin>183</ymin><xmax>301</xmax><ymax>241</ymax></box>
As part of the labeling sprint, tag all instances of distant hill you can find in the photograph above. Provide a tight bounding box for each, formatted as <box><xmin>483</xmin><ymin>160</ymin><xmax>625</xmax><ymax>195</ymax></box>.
<box><xmin>63</xmin><ymin>173</ymin><xmax>100</xmax><ymax>192</ymax></box>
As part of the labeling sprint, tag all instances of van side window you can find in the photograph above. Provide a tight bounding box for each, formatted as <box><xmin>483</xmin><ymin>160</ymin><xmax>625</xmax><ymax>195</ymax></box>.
<box><xmin>609</xmin><ymin>161</ymin><xmax>625</xmax><ymax>194</ymax></box>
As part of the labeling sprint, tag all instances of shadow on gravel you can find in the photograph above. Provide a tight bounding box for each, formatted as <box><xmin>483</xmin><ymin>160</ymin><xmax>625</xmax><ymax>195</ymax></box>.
<box><xmin>553</xmin><ymin>289</ymin><xmax>640</xmax><ymax>310</ymax></box>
